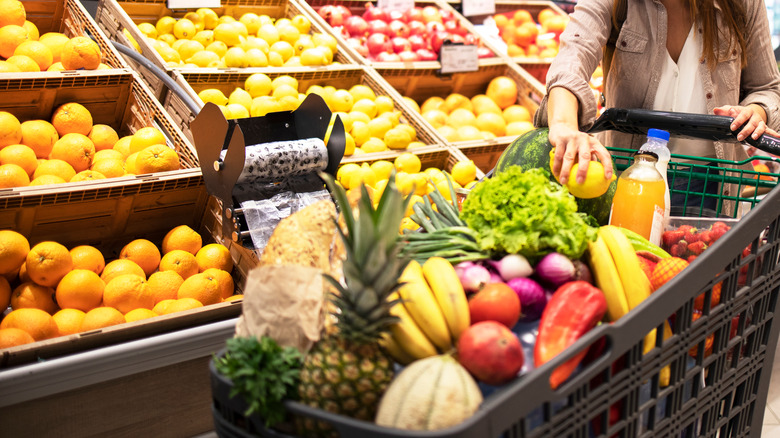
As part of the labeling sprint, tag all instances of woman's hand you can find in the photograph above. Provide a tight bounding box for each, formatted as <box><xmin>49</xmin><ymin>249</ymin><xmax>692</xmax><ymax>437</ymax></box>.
<box><xmin>714</xmin><ymin>104</ymin><xmax>768</xmax><ymax>142</ymax></box>
<box><xmin>548</xmin><ymin>124</ymin><xmax>614</xmax><ymax>185</ymax></box>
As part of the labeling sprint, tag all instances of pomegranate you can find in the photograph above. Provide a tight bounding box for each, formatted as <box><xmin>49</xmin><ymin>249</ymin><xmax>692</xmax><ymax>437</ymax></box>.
<box><xmin>398</xmin><ymin>50</ymin><xmax>419</xmax><ymax>62</ymax></box>
<box><xmin>415</xmin><ymin>48</ymin><xmax>437</xmax><ymax>61</ymax></box>
<box><xmin>363</xmin><ymin>3</ymin><xmax>389</xmax><ymax>22</ymax></box>
<box><xmin>430</xmin><ymin>31</ymin><xmax>450</xmax><ymax>53</ymax></box>
<box><xmin>390</xmin><ymin>37</ymin><xmax>412</xmax><ymax>53</ymax></box>
<box><xmin>408</xmin><ymin>34</ymin><xmax>427</xmax><ymax>51</ymax></box>
<box><xmin>366</xmin><ymin>33</ymin><xmax>391</xmax><ymax>56</ymax></box>
<box><xmin>375</xmin><ymin>51</ymin><xmax>401</xmax><ymax>62</ymax></box>
<box><xmin>367</xmin><ymin>19</ymin><xmax>389</xmax><ymax>36</ymax></box>
<box><xmin>407</xmin><ymin>20</ymin><xmax>427</xmax><ymax>37</ymax></box>
<box><xmin>344</xmin><ymin>16</ymin><xmax>368</xmax><ymax>37</ymax></box>
<box><xmin>404</xmin><ymin>7</ymin><xmax>423</xmax><ymax>23</ymax></box>
<box><xmin>387</xmin><ymin>20</ymin><xmax>410</xmax><ymax>38</ymax></box>
<box><xmin>388</xmin><ymin>9</ymin><xmax>406</xmax><ymax>22</ymax></box>
<box><xmin>421</xmin><ymin>6</ymin><xmax>442</xmax><ymax>23</ymax></box>
<box><xmin>457</xmin><ymin>321</ymin><xmax>524</xmax><ymax>386</ymax></box>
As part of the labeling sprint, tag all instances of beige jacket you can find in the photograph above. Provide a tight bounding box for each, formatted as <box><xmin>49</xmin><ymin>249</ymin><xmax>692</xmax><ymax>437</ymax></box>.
<box><xmin>534</xmin><ymin>0</ymin><xmax>780</xmax><ymax>163</ymax></box>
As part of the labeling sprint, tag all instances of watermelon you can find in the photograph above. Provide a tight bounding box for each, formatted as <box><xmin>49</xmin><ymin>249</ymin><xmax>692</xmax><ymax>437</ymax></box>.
<box><xmin>493</xmin><ymin>127</ymin><xmax>617</xmax><ymax>225</ymax></box>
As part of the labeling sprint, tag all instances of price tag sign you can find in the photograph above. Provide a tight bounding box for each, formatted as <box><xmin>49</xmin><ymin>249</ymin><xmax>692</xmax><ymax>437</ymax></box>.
<box><xmin>167</xmin><ymin>0</ymin><xmax>220</xmax><ymax>9</ymax></box>
<box><xmin>461</xmin><ymin>0</ymin><xmax>495</xmax><ymax>17</ymax></box>
<box><xmin>439</xmin><ymin>44</ymin><xmax>479</xmax><ymax>74</ymax></box>
<box><xmin>376</xmin><ymin>0</ymin><xmax>414</xmax><ymax>12</ymax></box>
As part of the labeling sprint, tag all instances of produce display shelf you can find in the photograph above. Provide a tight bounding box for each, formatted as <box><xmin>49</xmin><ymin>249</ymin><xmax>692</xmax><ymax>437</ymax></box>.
<box><xmin>211</xmin><ymin>153</ymin><xmax>780</xmax><ymax>438</ymax></box>
<box><xmin>94</xmin><ymin>0</ymin><xmax>357</xmax><ymax>101</ymax></box>
<box><xmin>165</xmin><ymin>65</ymin><xmax>446</xmax><ymax>157</ymax></box>
<box><xmin>0</xmin><ymin>70</ymin><xmax>199</xmax><ymax>206</ymax></box>
<box><xmin>22</xmin><ymin>0</ymin><xmax>130</xmax><ymax>71</ymax></box>
<box><xmin>454</xmin><ymin>137</ymin><xmax>514</xmax><ymax>174</ymax></box>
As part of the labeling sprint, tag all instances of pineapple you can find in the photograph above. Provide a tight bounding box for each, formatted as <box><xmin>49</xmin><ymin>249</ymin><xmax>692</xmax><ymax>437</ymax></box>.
<box><xmin>297</xmin><ymin>173</ymin><xmax>411</xmax><ymax>436</ymax></box>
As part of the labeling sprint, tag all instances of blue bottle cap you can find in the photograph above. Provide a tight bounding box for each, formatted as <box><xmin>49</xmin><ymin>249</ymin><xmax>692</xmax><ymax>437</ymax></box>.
<box><xmin>647</xmin><ymin>129</ymin><xmax>670</xmax><ymax>142</ymax></box>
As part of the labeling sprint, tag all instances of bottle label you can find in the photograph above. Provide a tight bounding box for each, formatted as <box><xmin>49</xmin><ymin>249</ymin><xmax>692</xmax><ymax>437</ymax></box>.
<box><xmin>648</xmin><ymin>205</ymin><xmax>665</xmax><ymax>246</ymax></box>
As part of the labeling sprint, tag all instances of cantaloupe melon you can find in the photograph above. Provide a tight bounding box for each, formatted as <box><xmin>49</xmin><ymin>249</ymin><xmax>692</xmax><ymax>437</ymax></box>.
<box><xmin>375</xmin><ymin>354</ymin><xmax>482</xmax><ymax>430</ymax></box>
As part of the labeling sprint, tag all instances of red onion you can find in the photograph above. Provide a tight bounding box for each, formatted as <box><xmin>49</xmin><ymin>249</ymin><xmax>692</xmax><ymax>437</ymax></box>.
<box><xmin>506</xmin><ymin>277</ymin><xmax>547</xmax><ymax>322</ymax></box>
<box><xmin>455</xmin><ymin>261</ymin><xmax>490</xmax><ymax>293</ymax></box>
<box><xmin>535</xmin><ymin>252</ymin><xmax>575</xmax><ymax>288</ymax></box>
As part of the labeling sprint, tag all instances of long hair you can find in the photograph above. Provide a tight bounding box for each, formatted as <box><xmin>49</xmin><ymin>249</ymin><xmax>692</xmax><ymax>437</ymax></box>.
<box><xmin>693</xmin><ymin>0</ymin><xmax>748</xmax><ymax>68</ymax></box>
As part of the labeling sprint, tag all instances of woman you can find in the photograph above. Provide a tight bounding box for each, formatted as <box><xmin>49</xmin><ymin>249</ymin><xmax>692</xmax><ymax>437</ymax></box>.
<box><xmin>535</xmin><ymin>0</ymin><xmax>780</xmax><ymax>204</ymax></box>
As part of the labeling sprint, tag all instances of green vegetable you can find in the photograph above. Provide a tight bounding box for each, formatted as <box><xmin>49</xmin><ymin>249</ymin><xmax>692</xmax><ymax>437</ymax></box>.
<box><xmin>214</xmin><ymin>336</ymin><xmax>302</xmax><ymax>427</ymax></box>
<box><xmin>618</xmin><ymin>226</ymin><xmax>671</xmax><ymax>259</ymax></box>
<box><xmin>460</xmin><ymin>166</ymin><xmax>598</xmax><ymax>259</ymax></box>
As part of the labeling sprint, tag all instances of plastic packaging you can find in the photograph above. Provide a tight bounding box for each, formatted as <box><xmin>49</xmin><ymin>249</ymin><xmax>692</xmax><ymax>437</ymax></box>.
<box><xmin>609</xmin><ymin>151</ymin><xmax>666</xmax><ymax>245</ymax></box>
<box><xmin>638</xmin><ymin>129</ymin><xmax>671</xmax><ymax>225</ymax></box>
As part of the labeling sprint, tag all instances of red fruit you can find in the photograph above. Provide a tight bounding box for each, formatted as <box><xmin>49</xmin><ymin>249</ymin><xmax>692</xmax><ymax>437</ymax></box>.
<box><xmin>712</xmin><ymin>221</ymin><xmax>731</xmax><ymax>231</ymax></box>
<box><xmin>710</xmin><ymin>227</ymin><xmax>728</xmax><ymax>242</ymax></box>
<box><xmin>684</xmin><ymin>228</ymin><xmax>700</xmax><ymax>243</ymax></box>
<box><xmin>468</xmin><ymin>282</ymin><xmax>521</xmax><ymax>328</ymax></box>
<box><xmin>457</xmin><ymin>320</ymin><xmax>524</xmax><ymax>385</ymax></box>
<box><xmin>688</xmin><ymin>241</ymin><xmax>707</xmax><ymax>255</ymax></box>
<box><xmin>662</xmin><ymin>230</ymin><xmax>685</xmax><ymax>248</ymax></box>
<box><xmin>698</xmin><ymin>230</ymin><xmax>713</xmax><ymax>245</ymax></box>
<box><xmin>670</xmin><ymin>241</ymin><xmax>687</xmax><ymax>258</ymax></box>
<box><xmin>694</xmin><ymin>281</ymin><xmax>722</xmax><ymax>311</ymax></box>
<box><xmin>650</xmin><ymin>257</ymin><xmax>689</xmax><ymax>290</ymax></box>
<box><xmin>677</xmin><ymin>224</ymin><xmax>694</xmax><ymax>234</ymax></box>
<box><xmin>636</xmin><ymin>255</ymin><xmax>657</xmax><ymax>288</ymax></box>
<box><xmin>687</xmin><ymin>255</ymin><xmax>698</xmax><ymax>263</ymax></box>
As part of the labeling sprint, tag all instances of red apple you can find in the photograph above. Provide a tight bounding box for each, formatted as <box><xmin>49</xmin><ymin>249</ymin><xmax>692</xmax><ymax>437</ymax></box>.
<box><xmin>444</xmin><ymin>19</ymin><xmax>467</xmax><ymax>37</ymax></box>
<box><xmin>457</xmin><ymin>321</ymin><xmax>524</xmax><ymax>386</ymax></box>
<box><xmin>390</xmin><ymin>36</ymin><xmax>411</xmax><ymax>53</ymax></box>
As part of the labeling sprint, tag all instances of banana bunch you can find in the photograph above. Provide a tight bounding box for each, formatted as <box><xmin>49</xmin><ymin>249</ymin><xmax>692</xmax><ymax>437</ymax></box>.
<box><xmin>381</xmin><ymin>257</ymin><xmax>470</xmax><ymax>364</ymax></box>
<box><xmin>588</xmin><ymin>225</ymin><xmax>670</xmax><ymax>386</ymax></box>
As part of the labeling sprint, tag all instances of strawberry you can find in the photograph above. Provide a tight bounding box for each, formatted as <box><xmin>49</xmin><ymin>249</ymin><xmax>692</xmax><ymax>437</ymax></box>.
<box><xmin>662</xmin><ymin>230</ymin><xmax>685</xmax><ymax>248</ymax></box>
<box><xmin>677</xmin><ymin>224</ymin><xmax>694</xmax><ymax>235</ymax></box>
<box><xmin>698</xmin><ymin>230</ymin><xmax>713</xmax><ymax>245</ymax></box>
<box><xmin>684</xmin><ymin>228</ymin><xmax>700</xmax><ymax>243</ymax></box>
<box><xmin>650</xmin><ymin>257</ymin><xmax>689</xmax><ymax>290</ymax></box>
<box><xmin>688</xmin><ymin>241</ymin><xmax>708</xmax><ymax>255</ymax></box>
<box><xmin>670</xmin><ymin>242</ymin><xmax>687</xmax><ymax>258</ymax></box>
<box><xmin>712</xmin><ymin>221</ymin><xmax>731</xmax><ymax>231</ymax></box>
<box><xmin>710</xmin><ymin>226</ymin><xmax>728</xmax><ymax>242</ymax></box>
<box><xmin>687</xmin><ymin>255</ymin><xmax>698</xmax><ymax>263</ymax></box>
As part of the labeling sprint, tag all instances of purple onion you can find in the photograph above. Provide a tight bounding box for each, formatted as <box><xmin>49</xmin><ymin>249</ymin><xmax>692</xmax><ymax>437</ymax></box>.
<box><xmin>455</xmin><ymin>262</ymin><xmax>491</xmax><ymax>293</ymax></box>
<box><xmin>535</xmin><ymin>252</ymin><xmax>576</xmax><ymax>288</ymax></box>
<box><xmin>506</xmin><ymin>277</ymin><xmax>548</xmax><ymax>322</ymax></box>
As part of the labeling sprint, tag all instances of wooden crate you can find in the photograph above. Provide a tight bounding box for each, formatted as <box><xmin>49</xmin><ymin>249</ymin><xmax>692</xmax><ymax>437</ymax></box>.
<box><xmin>22</xmin><ymin>0</ymin><xmax>129</xmax><ymax>70</ymax></box>
<box><xmin>165</xmin><ymin>65</ymin><xmax>445</xmax><ymax>159</ymax></box>
<box><xmin>94</xmin><ymin>0</ymin><xmax>356</xmax><ymax>100</ymax></box>
<box><xmin>0</xmin><ymin>175</ymin><xmax>264</xmax><ymax>368</ymax></box>
<box><xmin>457</xmin><ymin>138</ymin><xmax>513</xmax><ymax>174</ymax></box>
<box><xmin>0</xmin><ymin>71</ymin><xmax>199</xmax><ymax>205</ymax></box>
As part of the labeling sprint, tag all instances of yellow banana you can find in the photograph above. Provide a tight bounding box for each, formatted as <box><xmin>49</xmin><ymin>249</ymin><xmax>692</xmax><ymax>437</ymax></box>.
<box><xmin>398</xmin><ymin>260</ymin><xmax>452</xmax><ymax>351</ymax></box>
<box><xmin>599</xmin><ymin>225</ymin><xmax>656</xmax><ymax>350</ymax></box>
<box><xmin>387</xmin><ymin>291</ymin><xmax>439</xmax><ymax>360</ymax></box>
<box><xmin>421</xmin><ymin>257</ymin><xmax>470</xmax><ymax>340</ymax></box>
<box><xmin>587</xmin><ymin>235</ymin><xmax>630</xmax><ymax>322</ymax></box>
<box><xmin>379</xmin><ymin>332</ymin><xmax>416</xmax><ymax>365</ymax></box>
<box><xmin>659</xmin><ymin>321</ymin><xmax>673</xmax><ymax>387</ymax></box>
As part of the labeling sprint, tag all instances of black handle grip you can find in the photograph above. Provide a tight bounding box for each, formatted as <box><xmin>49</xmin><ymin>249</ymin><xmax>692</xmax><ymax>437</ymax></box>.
<box><xmin>745</xmin><ymin>134</ymin><xmax>780</xmax><ymax>156</ymax></box>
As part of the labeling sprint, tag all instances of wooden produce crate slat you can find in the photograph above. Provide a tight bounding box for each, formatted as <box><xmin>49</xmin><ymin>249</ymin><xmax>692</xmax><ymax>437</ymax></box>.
<box><xmin>24</xmin><ymin>0</ymin><xmax>129</xmax><ymax>71</ymax></box>
<box><xmin>0</xmin><ymin>71</ymin><xmax>199</xmax><ymax>209</ymax></box>
<box><xmin>165</xmin><ymin>65</ymin><xmax>445</xmax><ymax>158</ymax></box>
<box><xmin>456</xmin><ymin>138</ymin><xmax>513</xmax><ymax>174</ymax></box>
<box><xmin>94</xmin><ymin>0</ymin><xmax>357</xmax><ymax>100</ymax></box>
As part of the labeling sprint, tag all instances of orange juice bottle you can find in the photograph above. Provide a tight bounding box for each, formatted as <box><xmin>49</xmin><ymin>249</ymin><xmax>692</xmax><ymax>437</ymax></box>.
<box><xmin>609</xmin><ymin>152</ymin><xmax>667</xmax><ymax>245</ymax></box>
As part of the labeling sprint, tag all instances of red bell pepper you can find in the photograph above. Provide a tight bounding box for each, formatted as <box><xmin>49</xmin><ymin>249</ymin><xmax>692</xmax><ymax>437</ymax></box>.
<box><xmin>534</xmin><ymin>280</ymin><xmax>608</xmax><ymax>389</ymax></box>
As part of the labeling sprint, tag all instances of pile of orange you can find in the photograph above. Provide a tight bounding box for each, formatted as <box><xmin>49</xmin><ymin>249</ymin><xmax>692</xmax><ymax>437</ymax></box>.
<box><xmin>493</xmin><ymin>7</ymin><xmax>567</xmax><ymax>59</ymax></box>
<box><xmin>0</xmin><ymin>0</ymin><xmax>110</xmax><ymax>73</ymax></box>
<box><xmin>0</xmin><ymin>225</ymin><xmax>241</xmax><ymax>350</ymax></box>
<box><xmin>0</xmin><ymin>103</ymin><xmax>181</xmax><ymax>188</ymax></box>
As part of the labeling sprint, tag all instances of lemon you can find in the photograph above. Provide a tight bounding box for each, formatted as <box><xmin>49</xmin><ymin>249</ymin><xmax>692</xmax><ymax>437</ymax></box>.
<box><xmin>343</xmin><ymin>132</ymin><xmax>355</xmax><ymax>155</ymax></box>
<box><xmin>198</xmin><ymin>88</ymin><xmax>228</xmax><ymax>106</ymax></box>
<box><xmin>348</xmin><ymin>164</ymin><xmax>377</xmax><ymax>189</ymax></box>
<box><xmin>452</xmin><ymin>160</ymin><xmax>477</xmax><ymax>186</ymax></box>
<box><xmin>330</xmin><ymin>90</ymin><xmax>354</xmax><ymax>113</ymax></box>
<box><xmin>438</xmin><ymin>126</ymin><xmax>459</xmax><ymax>142</ymax></box>
<box><xmin>312</xmin><ymin>33</ymin><xmax>337</xmax><ymax>55</ymax></box>
<box><xmin>284</xmin><ymin>56</ymin><xmax>302</xmax><ymax>67</ymax></box>
<box><xmin>408</xmin><ymin>141</ymin><xmax>426</xmax><ymax>149</ymax></box>
<box><xmin>271</xmin><ymin>75</ymin><xmax>298</xmax><ymax>91</ymax></box>
<box><xmin>475</xmin><ymin>112</ymin><xmax>507</xmax><ymax>137</ymax></box>
<box><xmin>257</xmin><ymin>24</ymin><xmax>280</xmax><ymax>45</ymax></box>
<box><xmin>156</xmin><ymin>45</ymin><xmax>181</xmax><ymax>64</ymax></box>
<box><xmin>196</xmin><ymin>8</ymin><xmax>219</xmax><ymax>30</ymax></box>
<box><xmin>305</xmin><ymin>84</ymin><xmax>325</xmax><ymax>96</ymax></box>
<box><xmin>267</xmin><ymin>51</ymin><xmax>283</xmax><ymax>66</ymax></box>
<box><xmin>394</xmin><ymin>152</ymin><xmax>421</xmax><ymax>174</ymax></box>
<box><xmin>173</xmin><ymin>19</ymin><xmax>196</xmax><ymax>39</ymax></box>
<box><xmin>277</xmin><ymin>25</ymin><xmax>300</xmax><ymax>45</ymax></box>
<box><xmin>205</xmin><ymin>41</ymin><xmax>228</xmax><ymax>57</ymax></box>
<box><xmin>138</xmin><ymin>22</ymin><xmax>158</xmax><ymax>39</ymax></box>
<box><xmin>412</xmin><ymin>174</ymin><xmax>430</xmax><ymax>196</ymax></box>
<box><xmin>435</xmin><ymin>179</ymin><xmax>455</xmax><ymax>201</ymax></box>
<box><xmin>157</xmin><ymin>34</ymin><xmax>176</xmax><ymax>46</ymax></box>
<box><xmin>351</xmin><ymin>99</ymin><xmax>377</xmax><ymax>118</ymax></box>
<box><xmin>272</xmin><ymin>84</ymin><xmax>298</xmax><ymax>100</ymax></box>
<box><xmin>300</xmin><ymin>47</ymin><xmax>329</xmax><ymax>66</ymax></box>
<box><xmin>270</xmin><ymin>41</ymin><xmax>294</xmax><ymax>62</ymax></box>
<box><xmin>394</xmin><ymin>171</ymin><xmax>414</xmax><ymax>195</ymax></box>
<box><xmin>218</xmin><ymin>16</ymin><xmax>236</xmax><ymax>25</ymax></box>
<box><xmin>293</xmin><ymin>35</ymin><xmax>314</xmax><ymax>55</ymax></box>
<box><xmin>506</xmin><ymin>121</ymin><xmax>535</xmax><ymax>137</ymax></box>
<box><xmin>370</xmin><ymin>160</ymin><xmax>394</xmax><ymax>181</ymax></box>
<box><xmin>375</xmin><ymin>95</ymin><xmax>395</xmax><ymax>115</ymax></box>
<box><xmin>124</xmin><ymin>29</ymin><xmax>141</xmax><ymax>52</ymax></box>
<box><xmin>350</xmin><ymin>121</ymin><xmax>370</xmax><ymax>146</ymax></box>
<box><xmin>275</xmin><ymin>18</ymin><xmax>293</xmax><ymax>29</ymax></box>
<box><xmin>333</xmin><ymin>112</ymin><xmax>352</xmax><ymax>132</ymax></box>
<box><xmin>465</xmin><ymin>181</ymin><xmax>478</xmax><ymax>190</ymax></box>
<box><xmin>213</xmin><ymin>22</ymin><xmax>241</xmax><ymax>46</ymax></box>
<box><xmin>193</xmin><ymin>30</ymin><xmax>214</xmax><ymax>47</ymax></box>
<box><xmin>239</xmin><ymin>13</ymin><xmax>261</xmax><ymax>34</ymax></box>
<box><xmin>349</xmin><ymin>85</ymin><xmax>376</xmax><ymax>102</ymax></box>
<box><xmin>245</xmin><ymin>48</ymin><xmax>268</xmax><ymax>67</ymax></box>
<box><xmin>278</xmin><ymin>95</ymin><xmax>300</xmax><ymax>111</ymax></box>
<box><xmin>177</xmin><ymin>40</ymin><xmax>205</xmax><ymax>61</ymax></box>
<box><xmin>348</xmin><ymin>110</ymin><xmax>371</xmax><ymax>126</ymax></box>
<box><xmin>242</xmin><ymin>36</ymin><xmax>269</xmax><ymax>52</ymax></box>
<box><xmin>456</xmin><ymin>125</ymin><xmax>483</xmax><ymax>141</ymax></box>
<box><xmin>400</xmin><ymin>217</ymin><xmax>419</xmax><ymax>232</ymax></box>
<box><xmin>565</xmin><ymin>160</ymin><xmax>616</xmax><ymax>199</ymax></box>
<box><xmin>395</xmin><ymin>124</ymin><xmax>417</xmax><ymax>141</ymax></box>
<box><xmin>183</xmin><ymin>12</ymin><xmax>205</xmax><ymax>31</ymax></box>
<box><xmin>291</xmin><ymin>15</ymin><xmax>311</xmax><ymax>34</ymax></box>
<box><xmin>362</xmin><ymin>137</ymin><xmax>387</xmax><ymax>153</ymax></box>
<box><xmin>385</xmin><ymin>127</ymin><xmax>412</xmax><ymax>150</ymax></box>
<box><xmin>337</xmin><ymin>163</ymin><xmax>360</xmax><ymax>187</ymax></box>
<box><xmin>368</xmin><ymin>117</ymin><xmax>393</xmax><ymax>139</ymax></box>
<box><xmin>223</xmin><ymin>47</ymin><xmax>248</xmax><ymax>68</ymax></box>
<box><xmin>156</xmin><ymin>16</ymin><xmax>176</xmax><ymax>36</ymax></box>
<box><xmin>233</xmin><ymin>21</ymin><xmax>249</xmax><ymax>38</ymax></box>
<box><xmin>447</xmin><ymin>108</ymin><xmax>477</xmax><ymax>127</ymax></box>
<box><xmin>228</xmin><ymin>88</ymin><xmax>252</xmax><ymax>111</ymax></box>
<box><xmin>374</xmin><ymin>178</ymin><xmax>389</xmax><ymax>199</ymax></box>
<box><xmin>245</xmin><ymin>73</ymin><xmax>272</xmax><ymax>97</ymax></box>
<box><xmin>380</xmin><ymin>110</ymin><xmax>402</xmax><ymax>125</ymax></box>
<box><xmin>249</xmin><ymin>97</ymin><xmax>276</xmax><ymax>117</ymax></box>
<box><xmin>402</xmin><ymin>96</ymin><xmax>420</xmax><ymax>113</ymax></box>
<box><xmin>226</xmin><ymin>103</ymin><xmax>249</xmax><ymax>119</ymax></box>
<box><xmin>406</xmin><ymin>194</ymin><xmax>424</xmax><ymax>216</ymax></box>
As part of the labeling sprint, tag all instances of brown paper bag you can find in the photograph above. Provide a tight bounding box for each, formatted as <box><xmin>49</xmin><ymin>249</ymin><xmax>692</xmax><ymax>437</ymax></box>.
<box><xmin>235</xmin><ymin>264</ymin><xmax>326</xmax><ymax>354</ymax></box>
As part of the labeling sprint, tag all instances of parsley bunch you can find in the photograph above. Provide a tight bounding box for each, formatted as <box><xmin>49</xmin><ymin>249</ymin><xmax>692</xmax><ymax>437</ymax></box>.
<box><xmin>214</xmin><ymin>336</ymin><xmax>303</xmax><ymax>427</ymax></box>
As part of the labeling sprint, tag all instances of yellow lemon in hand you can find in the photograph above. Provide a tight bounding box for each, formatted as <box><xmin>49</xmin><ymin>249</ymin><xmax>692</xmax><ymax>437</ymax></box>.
<box><xmin>565</xmin><ymin>160</ymin><xmax>616</xmax><ymax>199</ymax></box>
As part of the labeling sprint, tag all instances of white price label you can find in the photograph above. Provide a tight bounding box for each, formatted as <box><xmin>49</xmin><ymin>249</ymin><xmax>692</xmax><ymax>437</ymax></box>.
<box><xmin>376</xmin><ymin>0</ymin><xmax>414</xmax><ymax>12</ymax></box>
<box><xmin>439</xmin><ymin>44</ymin><xmax>479</xmax><ymax>74</ymax></box>
<box><xmin>462</xmin><ymin>0</ymin><xmax>495</xmax><ymax>17</ymax></box>
<box><xmin>167</xmin><ymin>0</ymin><xmax>220</xmax><ymax>9</ymax></box>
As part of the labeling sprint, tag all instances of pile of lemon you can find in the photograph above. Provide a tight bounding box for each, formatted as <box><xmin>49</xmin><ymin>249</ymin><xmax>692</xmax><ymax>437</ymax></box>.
<box><xmin>337</xmin><ymin>153</ymin><xmax>478</xmax><ymax>232</ymax></box>
<box><xmin>199</xmin><ymin>73</ymin><xmax>424</xmax><ymax>154</ymax></box>
<box><xmin>134</xmin><ymin>8</ymin><xmax>338</xmax><ymax>68</ymax></box>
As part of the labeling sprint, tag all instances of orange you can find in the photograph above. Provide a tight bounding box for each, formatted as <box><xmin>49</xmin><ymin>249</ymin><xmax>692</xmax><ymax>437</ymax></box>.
<box><xmin>203</xmin><ymin>268</ymin><xmax>234</xmax><ymax>300</ymax></box>
<box><xmin>537</xmin><ymin>8</ymin><xmax>558</xmax><ymax>26</ymax></box>
<box><xmin>13</xmin><ymin>40</ymin><xmax>52</xmax><ymax>70</ymax></box>
<box><xmin>11</xmin><ymin>281</ymin><xmax>57</xmax><ymax>313</ymax></box>
<box><xmin>129</xmin><ymin>127</ymin><xmax>166</xmax><ymax>155</ymax></box>
<box><xmin>0</xmin><ymin>60</ymin><xmax>20</xmax><ymax>72</ymax></box>
<box><xmin>52</xmin><ymin>308</ymin><xmax>86</xmax><ymax>336</ymax></box>
<box><xmin>502</xmin><ymin>105</ymin><xmax>532</xmax><ymax>123</ymax></box>
<box><xmin>70</xmin><ymin>170</ymin><xmax>106</xmax><ymax>182</ymax></box>
<box><xmin>39</xmin><ymin>32</ymin><xmax>68</xmax><ymax>63</ymax></box>
<box><xmin>93</xmin><ymin>149</ymin><xmax>125</xmax><ymax>163</ymax></box>
<box><xmin>119</xmin><ymin>238</ymin><xmax>161</xmax><ymax>277</ymax></box>
<box><xmin>22</xmin><ymin>20</ymin><xmax>38</xmax><ymax>41</ymax></box>
<box><xmin>0</xmin><ymin>24</ymin><xmax>29</xmax><ymax>58</ymax></box>
<box><xmin>20</xmin><ymin>119</ymin><xmax>59</xmax><ymax>158</ymax></box>
<box><xmin>0</xmin><ymin>111</ymin><xmax>22</xmax><ymax>147</ymax></box>
<box><xmin>55</xmin><ymin>269</ymin><xmax>105</xmax><ymax>312</ymax></box>
<box><xmin>0</xmin><ymin>163</ymin><xmax>29</xmax><ymax>187</ymax></box>
<box><xmin>0</xmin><ymin>275</ymin><xmax>9</xmax><ymax>308</ymax></box>
<box><xmin>124</xmin><ymin>152</ymin><xmax>139</xmax><ymax>174</ymax></box>
<box><xmin>80</xmin><ymin>306</ymin><xmax>125</xmax><ymax>332</ymax></box>
<box><xmin>514</xmin><ymin>21</ymin><xmax>538</xmax><ymax>48</ymax></box>
<box><xmin>17</xmin><ymin>260</ymin><xmax>29</xmax><ymax>282</ymax></box>
<box><xmin>486</xmin><ymin>76</ymin><xmax>518</xmax><ymax>110</ymax></box>
<box><xmin>124</xmin><ymin>308</ymin><xmax>158</xmax><ymax>323</ymax></box>
<box><xmin>0</xmin><ymin>0</ymin><xmax>25</xmax><ymax>27</ymax></box>
<box><xmin>195</xmin><ymin>243</ymin><xmax>233</xmax><ymax>272</ymax></box>
<box><xmin>475</xmin><ymin>112</ymin><xmax>508</xmax><ymax>137</ymax></box>
<box><xmin>90</xmin><ymin>157</ymin><xmax>125</xmax><ymax>178</ymax></box>
<box><xmin>69</xmin><ymin>245</ymin><xmax>105</xmax><ymax>274</ymax></box>
<box><xmin>512</xmin><ymin>10</ymin><xmax>533</xmax><ymax>25</ymax></box>
<box><xmin>29</xmin><ymin>174</ymin><xmax>66</xmax><ymax>186</ymax></box>
<box><xmin>103</xmin><ymin>274</ymin><xmax>155</xmax><ymax>313</ymax></box>
<box><xmin>26</xmin><ymin>241</ymin><xmax>72</xmax><ymax>287</ymax></box>
<box><xmin>493</xmin><ymin>14</ymin><xmax>509</xmax><ymax>28</ymax></box>
<box><xmin>162</xmin><ymin>225</ymin><xmax>202</xmax><ymax>255</ymax></box>
<box><xmin>159</xmin><ymin>249</ymin><xmax>198</xmax><ymax>279</ymax></box>
<box><xmin>61</xmin><ymin>36</ymin><xmax>102</xmax><ymax>70</ymax></box>
<box><xmin>32</xmin><ymin>159</ymin><xmax>76</xmax><ymax>181</ymax></box>
<box><xmin>101</xmin><ymin>258</ymin><xmax>146</xmax><ymax>283</ymax></box>
<box><xmin>50</xmin><ymin>133</ymin><xmax>95</xmax><ymax>172</ymax></box>
<box><xmin>51</xmin><ymin>102</ymin><xmax>93</xmax><ymax>136</ymax></box>
<box><xmin>88</xmin><ymin>124</ymin><xmax>119</xmax><ymax>151</ymax></box>
<box><xmin>6</xmin><ymin>54</ymin><xmax>39</xmax><ymax>72</ymax></box>
<box><xmin>177</xmin><ymin>272</ymin><xmax>221</xmax><ymax>305</ymax></box>
<box><xmin>224</xmin><ymin>294</ymin><xmax>243</xmax><ymax>302</ymax></box>
<box><xmin>471</xmin><ymin>94</ymin><xmax>503</xmax><ymax>115</ymax></box>
<box><xmin>160</xmin><ymin>297</ymin><xmax>203</xmax><ymax>315</ymax></box>
<box><xmin>0</xmin><ymin>327</ymin><xmax>35</xmax><ymax>348</ymax></box>
<box><xmin>0</xmin><ymin>144</ymin><xmax>38</xmax><ymax>176</ymax></box>
<box><xmin>134</xmin><ymin>144</ymin><xmax>180</xmax><ymax>174</ymax></box>
<box><xmin>0</xmin><ymin>308</ymin><xmax>58</xmax><ymax>341</ymax></box>
<box><xmin>152</xmin><ymin>298</ymin><xmax>175</xmax><ymax>315</ymax></box>
<box><xmin>146</xmin><ymin>270</ymin><xmax>184</xmax><ymax>304</ymax></box>
<box><xmin>0</xmin><ymin>229</ymin><xmax>29</xmax><ymax>275</ymax></box>
<box><xmin>542</xmin><ymin>14</ymin><xmax>568</xmax><ymax>35</ymax></box>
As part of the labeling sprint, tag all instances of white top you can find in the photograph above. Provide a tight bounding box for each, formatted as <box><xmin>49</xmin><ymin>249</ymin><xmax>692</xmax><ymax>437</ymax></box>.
<box><xmin>652</xmin><ymin>26</ymin><xmax>716</xmax><ymax>159</ymax></box>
